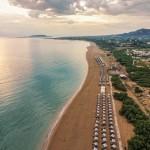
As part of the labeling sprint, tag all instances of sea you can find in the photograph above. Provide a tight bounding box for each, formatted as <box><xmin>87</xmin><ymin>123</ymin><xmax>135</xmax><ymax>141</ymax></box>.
<box><xmin>0</xmin><ymin>38</ymin><xmax>88</xmax><ymax>150</ymax></box>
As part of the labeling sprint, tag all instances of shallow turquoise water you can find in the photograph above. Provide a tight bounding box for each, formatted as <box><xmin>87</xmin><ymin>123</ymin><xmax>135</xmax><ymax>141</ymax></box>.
<box><xmin>0</xmin><ymin>38</ymin><xmax>88</xmax><ymax>150</ymax></box>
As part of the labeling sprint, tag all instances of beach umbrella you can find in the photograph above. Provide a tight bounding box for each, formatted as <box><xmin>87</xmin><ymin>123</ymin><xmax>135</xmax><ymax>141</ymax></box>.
<box><xmin>103</xmin><ymin>114</ymin><xmax>106</xmax><ymax>117</ymax></box>
<box><xmin>97</xmin><ymin>109</ymin><xmax>100</xmax><ymax>112</ymax></box>
<box><xmin>103</xmin><ymin>117</ymin><xmax>106</xmax><ymax>121</ymax></box>
<box><xmin>109</xmin><ymin>121</ymin><xmax>113</xmax><ymax>125</ymax></box>
<box><xmin>102</xmin><ymin>111</ymin><xmax>106</xmax><ymax>114</ymax></box>
<box><xmin>96</xmin><ymin>120</ymin><xmax>99</xmax><ymax>124</ymax></box>
<box><xmin>109</xmin><ymin>125</ymin><xmax>114</xmax><ymax>129</ymax></box>
<box><xmin>110</xmin><ymin>134</ymin><xmax>115</xmax><ymax>138</ymax></box>
<box><xmin>110</xmin><ymin>130</ymin><xmax>115</xmax><ymax>134</ymax></box>
<box><xmin>93</xmin><ymin>142</ymin><xmax>98</xmax><ymax>147</ymax></box>
<box><xmin>108</xmin><ymin>111</ymin><xmax>112</xmax><ymax>114</ymax></box>
<box><xmin>95</xmin><ymin>123</ymin><xmax>99</xmax><ymax>128</ymax></box>
<box><xmin>102</xmin><ymin>121</ymin><xmax>106</xmax><ymax>125</ymax></box>
<box><xmin>97</xmin><ymin>107</ymin><xmax>100</xmax><ymax>109</ymax></box>
<box><xmin>109</xmin><ymin>115</ymin><xmax>113</xmax><ymax>118</ymax></box>
<box><xmin>94</xmin><ymin>131</ymin><xmax>99</xmax><ymax>137</ymax></box>
<box><xmin>102</xmin><ymin>133</ymin><xmax>106</xmax><ymax>137</ymax></box>
<box><xmin>94</xmin><ymin>128</ymin><xmax>99</xmax><ymax>132</ymax></box>
<box><xmin>102</xmin><ymin>143</ymin><xmax>108</xmax><ymax>149</ymax></box>
<box><xmin>111</xmin><ymin>144</ymin><xmax>117</xmax><ymax>149</ymax></box>
<box><xmin>102</xmin><ymin>138</ymin><xmax>107</xmax><ymax>143</ymax></box>
<box><xmin>109</xmin><ymin>118</ymin><xmax>113</xmax><ymax>121</ymax></box>
<box><xmin>93</xmin><ymin>146</ymin><xmax>98</xmax><ymax>150</ymax></box>
<box><xmin>102</xmin><ymin>128</ymin><xmax>107</xmax><ymax>132</ymax></box>
<box><xmin>108</xmin><ymin>112</ymin><xmax>112</xmax><ymax>115</ymax></box>
<box><xmin>111</xmin><ymin>138</ymin><xmax>116</xmax><ymax>143</ymax></box>
<box><xmin>96</xmin><ymin>114</ymin><xmax>100</xmax><ymax>117</ymax></box>
<box><xmin>102</xmin><ymin>131</ymin><xmax>107</xmax><ymax>134</ymax></box>
<box><xmin>93</xmin><ymin>136</ymin><xmax>99</xmax><ymax>141</ymax></box>
<box><xmin>97</xmin><ymin>105</ymin><xmax>100</xmax><ymax>108</ymax></box>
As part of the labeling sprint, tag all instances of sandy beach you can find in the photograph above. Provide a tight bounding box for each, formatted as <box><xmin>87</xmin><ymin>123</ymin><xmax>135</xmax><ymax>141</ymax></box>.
<box><xmin>45</xmin><ymin>43</ymin><xmax>101</xmax><ymax>150</ymax></box>
<box><xmin>44</xmin><ymin>43</ymin><xmax>135</xmax><ymax>150</ymax></box>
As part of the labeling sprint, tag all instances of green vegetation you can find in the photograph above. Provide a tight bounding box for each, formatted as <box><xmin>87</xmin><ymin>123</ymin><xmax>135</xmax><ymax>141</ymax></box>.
<box><xmin>113</xmin><ymin>92</ymin><xmax>146</xmax><ymax>124</ymax></box>
<box><xmin>113</xmin><ymin>50</ymin><xmax>133</xmax><ymax>67</ymax></box>
<box><xmin>113</xmin><ymin>50</ymin><xmax>150</xmax><ymax>87</ymax></box>
<box><xmin>113</xmin><ymin>92</ymin><xmax>150</xmax><ymax>150</ymax></box>
<box><xmin>129</xmin><ymin>67</ymin><xmax>150</xmax><ymax>87</ymax></box>
<box><xmin>128</xmin><ymin>120</ymin><xmax>150</xmax><ymax>150</ymax></box>
<box><xmin>77</xmin><ymin>37</ymin><xmax>150</xmax><ymax>87</ymax></box>
<box><xmin>111</xmin><ymin>75</ymin><xmax>126</xmax><ymax>91</ymax></box>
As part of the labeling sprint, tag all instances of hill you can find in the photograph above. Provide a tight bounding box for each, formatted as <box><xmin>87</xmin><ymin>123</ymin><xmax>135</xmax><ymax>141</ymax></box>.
<box><xmin>117</xmin><ymin>28</ymin><xmax>150</xmax><ymax>39</ymax></box>
<box><xmin>59</xmin><ymin>28</ymin><xmax>150</xmax><ymax>41</ymax></box>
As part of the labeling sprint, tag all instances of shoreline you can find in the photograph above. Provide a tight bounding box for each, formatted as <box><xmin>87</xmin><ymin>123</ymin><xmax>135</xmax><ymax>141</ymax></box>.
<box><xmin>41</xmin><ymin>42</ymin><xmax>134</xmax><ymax>150</ymax></box>
<box><xmin>41</xmin><ymin>44</ymin><xmax>89</xmax><ymax>150</ymax></box>
<box><xmin>44</xmin><ymin>43</ymin><xmax>101</xmax><ymax>150</ymax></box>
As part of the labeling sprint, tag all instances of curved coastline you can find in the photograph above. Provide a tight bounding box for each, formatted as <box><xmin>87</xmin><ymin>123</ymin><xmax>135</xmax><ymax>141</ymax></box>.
<box><xmin>44</xmin><ymin>42</ymin><xmax>101</xmax><ymax>150</ymax></box>
<box><xmin>41</xmin><ymin>44</ymin><xmax>89</xmax><ymax>150</ymax></box>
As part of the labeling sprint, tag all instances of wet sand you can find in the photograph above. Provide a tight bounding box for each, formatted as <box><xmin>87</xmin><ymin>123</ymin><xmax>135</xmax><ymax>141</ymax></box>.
<box><xmin>46</xmin><ymin>43</ymin><xmax>101</xmax><ymax>150</ymax></box>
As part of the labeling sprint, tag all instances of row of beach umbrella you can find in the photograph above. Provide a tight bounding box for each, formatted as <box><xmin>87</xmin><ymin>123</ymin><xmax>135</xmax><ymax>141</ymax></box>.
<box><xmin>92</xmin><ymin>93</ymin><xmax>118</xmax><ymax>150</ymax></box>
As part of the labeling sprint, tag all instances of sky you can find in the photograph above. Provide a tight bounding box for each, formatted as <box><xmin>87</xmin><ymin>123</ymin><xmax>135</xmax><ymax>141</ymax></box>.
<box><xmin>0</xmin><ymin>0</ymin><xmax>150</xmax><ymax>36</ymax></box>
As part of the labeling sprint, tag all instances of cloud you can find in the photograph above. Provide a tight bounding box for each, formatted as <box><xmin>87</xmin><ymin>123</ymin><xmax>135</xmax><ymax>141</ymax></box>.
<box><xmin>9</xmin><ymin>0</ymin><xmax>150</xmax><ymax>17</ymax></box>
<box><xmin>9</xmin><ymin>0</ymin><xmax>75</xmax><ymax>15</ymax></box>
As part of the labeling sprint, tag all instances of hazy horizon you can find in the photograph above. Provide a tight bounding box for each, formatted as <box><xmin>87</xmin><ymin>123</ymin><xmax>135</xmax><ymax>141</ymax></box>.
<box><xmin>0</xmin><ymin>0</ymin><xmax>150</xmax><ymax>37</ymax></box>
